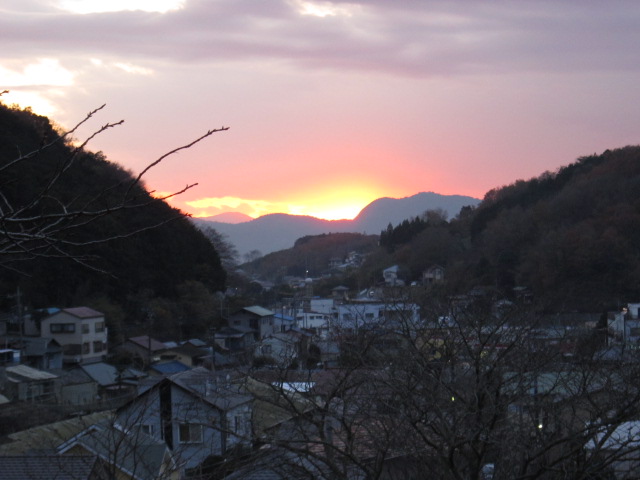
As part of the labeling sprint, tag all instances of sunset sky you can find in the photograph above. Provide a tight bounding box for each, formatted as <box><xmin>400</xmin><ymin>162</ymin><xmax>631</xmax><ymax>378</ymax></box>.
<box><xmin>2</xmin><ymin>1</ymin><xmax>640</xmax><ymax>220</ymax></box>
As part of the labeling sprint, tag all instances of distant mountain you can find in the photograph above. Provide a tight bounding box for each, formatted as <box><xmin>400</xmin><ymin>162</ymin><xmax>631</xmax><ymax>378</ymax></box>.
<box><xmin>352</xmin><ymin>192</ymin><xmax>480</xmax><ymax>233</ymax></box>
<box><xmin>194</xmin><ymin>192</ymin><xmax>479</xmax><ymax>257</ymax></box>
<box><xmin>199</xmin><ymin>212</ymin><xmax>253</xmax><ymax>224</ymax></box>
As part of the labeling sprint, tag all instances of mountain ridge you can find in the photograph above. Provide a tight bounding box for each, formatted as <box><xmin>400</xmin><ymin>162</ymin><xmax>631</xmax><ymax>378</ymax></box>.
<box><xmin>193</xmin><ymin>192</ymin><xmax>480</xmax><ymax>257</ymax></box>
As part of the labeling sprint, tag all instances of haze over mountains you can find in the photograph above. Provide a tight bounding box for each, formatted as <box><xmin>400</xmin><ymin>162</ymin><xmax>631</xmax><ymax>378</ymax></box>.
<box><xmin>194</xmin><ymin>192</ymin><xmax>480</xmax><ymax>257</ymax></box>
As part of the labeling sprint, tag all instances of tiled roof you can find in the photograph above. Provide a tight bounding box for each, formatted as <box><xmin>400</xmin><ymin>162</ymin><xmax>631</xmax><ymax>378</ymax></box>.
<box><xmin>0</xmin><ymin>411</ymin><xmax>111</xmax><ymax>455</ymax></box>
<box><xmin>59</xmin><ymin>422</ymin><xmax>171</xmax><ymax>480</ymax></box>
<box><xmin>127</xmin><ymin>336</ymin><xmax>167</xmax><ymax>352</ymax></box>
<box><xmin>169</xmin><ymin>367</ymin><xmax>252</xmax><ymax>410</ymax></box>
<box><xmin>0</xmin><ymin>455</ymin><xmax>100</xmax><ymax>480</ymax></box>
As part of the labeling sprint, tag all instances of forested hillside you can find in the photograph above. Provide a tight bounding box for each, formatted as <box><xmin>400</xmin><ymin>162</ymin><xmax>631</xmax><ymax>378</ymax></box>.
<box><xmin>468</xmin><ymin>146</ymin><xmax>640</xmax><ymax>310</ymax></box>
<box><xmin>0</xmin><ymin>103</ymin><xmax>226</xmax><ymax>340</ymax></box>
<box><xmin>242</xmin><ymin>232</ymin><xmax>378</xmax><ymax>282</ymax></box>
<box><xmin>364</xmin><ymin>146</ymin><xmax>640</xmax><ymax>311</ymax></box>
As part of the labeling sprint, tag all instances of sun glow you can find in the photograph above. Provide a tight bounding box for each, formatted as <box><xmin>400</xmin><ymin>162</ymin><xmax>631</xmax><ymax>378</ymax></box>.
<box><xmin>178</xmin><ymin>185</ymin><xmax>382</xmax><ymax>221</ymax></box>
<box><xmin>293</xmin><ymin>0</ymin><xmax>357</xmax><ymax>17</ymax></box>
<box><xmin>298</xmin><ymin>203</ymin><xmax>363</xmax><ymax>221</ymax></box>
<box><xmin>280</xmin><ymin>185</ymin><xmax>382</xmax><ymax>221</ymax></box>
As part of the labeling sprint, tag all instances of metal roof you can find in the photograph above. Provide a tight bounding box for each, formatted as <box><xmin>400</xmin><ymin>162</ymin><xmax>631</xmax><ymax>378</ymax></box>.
<box><xmin>5</xmin><ymin>364</ymin><xmax>58</xmax><ymax>381</ymax></box>
<box><xmin>243</xmin><ymin>305</ymin><xmax>275</xmax><ymax>317</ymax></box>
<box><xmin>150</xmin><ymin>361</ymin><xmax>191</xmax><ymax>375</ymax></box>
<box><xmin>0</xmin><ymin>455</ymin><xmax>99</xmax><ymax>480</ymax></box>
<box><xmin>61</xmin><ymin>306</ymin><xmax>103</xmax><ymax>319</ymax></box>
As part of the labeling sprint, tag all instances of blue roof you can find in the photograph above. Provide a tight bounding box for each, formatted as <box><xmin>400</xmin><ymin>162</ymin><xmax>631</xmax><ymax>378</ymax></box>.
<box><xmin>151</xmin><ymin>361</ymin><xmax>190</xmax><ymax>374</ymax></box>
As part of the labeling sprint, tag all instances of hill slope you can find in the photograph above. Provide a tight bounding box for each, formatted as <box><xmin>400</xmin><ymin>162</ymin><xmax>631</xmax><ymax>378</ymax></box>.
<box><xmin>0</xmin><ymin>102</ymin><xmax>226</xmax><ymax>336</ymax></box>
<box><xmin>369</xmin><ymin>146</ymin><xmax>640</xmax><ymax>311</ymax></box>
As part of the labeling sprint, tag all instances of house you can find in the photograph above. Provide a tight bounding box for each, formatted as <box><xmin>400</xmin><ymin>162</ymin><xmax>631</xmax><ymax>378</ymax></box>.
<box><xmin>52</xmin><ymin>367</ymin><xmax>99</xmax><ymax>407</ymax></box>
<box><xmin>227</xmin><ymin>306</ymin><xmax>275</xmax><ymax>341</ymax></box>
<box><xmin>334</xmin><ymin>301</ymin><xmax>420</xmax><ymax>333</ymax></box>
<box><xmin>315</xmin><ymin>339</ymin><xmax>340</xmax><ymax>367</ymax></box>
<box><xmin>40</xmin><ymin>307</ymin><xmax>108</xmax><ymax>364</ymax></box>
<box><xmin>0</xmin><ymin>364</ymin><xmax>60</xmax><ymax>402</ymax></box>
<box><xmin>57</xmin><ymin>421</ymin><xmax>180</xmax><ymax>480</ymax></box>
<box><xmin>79</xmin><ymin>362</ymin><xmax>144</xmax><ymax>403</ymax></box>
<box><xmin>116</xmin><ymin>367</ymin><xmax>253</xmax><ymax>469</ymax></box>
<box><xmin>585</xmin><ymin>420</ymin><xmax>640</xmax><ymax>479</ymax></box>
<box><xmin>274</xmin><ymin>312</ymin><xmax>296</xmax><ymax>333</ymax></box>
<box><xmin>295</xmin><ymin>311</ymin><xmax>331</xmax><ymax>338</ymax></box>
<box><xmin>119</xmin><ymin>336</ymin><xmax>167</xmax><ymax>367</ymax></box>
<box><xmin>383</xmin><ymin>265</ymin><xmax>404</xmax><ymax>286</ymax></box>
<box><xmin>255</xmin><ymin>331</ymin><xmax>311</xmax><ymax>368</ymax></box>
<box><xmin>21</xmin><ymin>337</ymin><xmax>63</xmax><ymax>369</ymax></box>
<box><xmin>160</xmin><ymin>343</ymin><xmax>208</xmax><ymax>367</ymax></box>
<box><xmin>214</xmin><ymin>326</ymin><xmax>256</xmax><ymax>359</ymax></box>
<box><xmin>423</xmin><ymin>264</ymin><xmax>445</xmax><ymax>285</ymax></box>
<box><xmin>331</xmin><ymin>286</ymin><xmax>350</xmax><ymax>301</ymax></box>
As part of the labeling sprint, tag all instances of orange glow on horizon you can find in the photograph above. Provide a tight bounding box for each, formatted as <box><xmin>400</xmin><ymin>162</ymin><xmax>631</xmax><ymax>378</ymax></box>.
<box><xmin>172</xmin><ymin>183</ymin><xmax>398</xmax><ymax>221</ymax></box>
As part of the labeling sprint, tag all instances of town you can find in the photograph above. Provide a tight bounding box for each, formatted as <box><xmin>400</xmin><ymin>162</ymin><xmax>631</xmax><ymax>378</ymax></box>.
<box><xmin>2</xmin><ymin>260</ymin><xmax>640</xmax><ymax>479</ymax></box>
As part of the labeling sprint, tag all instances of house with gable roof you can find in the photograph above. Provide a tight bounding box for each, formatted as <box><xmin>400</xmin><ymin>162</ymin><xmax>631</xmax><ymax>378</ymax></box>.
<box><xmin>40</xmin><ymin>307</ymin><xmax>108</xmax><ymax>364</ymax></box>
<box><xmin>116</xmin><ymin>367</ymin><xmax>252</xmax><ymax>470</ymax></box>
<box><xmin>228</xmin><ymin>306</ymin><xmax>275</xmax><ymax>341</ymax></box>
<box><xmin>119</xmin><ymin>336</ymin><xmax>167</xmax><ymax>367</ymax></box>
<box><xmin>0</xmin><ymin>364</ymin><xmax>60</xmax><ymax>402</ymax></box>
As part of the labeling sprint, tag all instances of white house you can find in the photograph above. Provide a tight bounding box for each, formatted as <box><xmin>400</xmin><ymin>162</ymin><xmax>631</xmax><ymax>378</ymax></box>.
<box><xmin>334</xmin><ymin>301</ymin><xmax>420</xmax><ymax>333</ymax></box>
<box><xmin>586</xmin><ymin>420</ymin><xmax>640</xmax><ymax>479</ymax></box>
<box><xmin>40</xmin><ymin>307</ymin><xmax>108</xmax><ymax>364</ymax></box>
<box><xmin>295</xmin><ymin>311</ymin><xmax>331</xmax><ymax>338</ymax></box>
<box><xmin>608</xmin><ymin>303</ymin><xmax>640</xmax><ymax>347</ymax></box>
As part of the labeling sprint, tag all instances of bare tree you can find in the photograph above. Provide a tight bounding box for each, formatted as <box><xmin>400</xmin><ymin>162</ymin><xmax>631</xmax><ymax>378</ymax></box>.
<box><xmin>241</xmin><ymin>291</ymin><xmax>640</xmax><ymax>480</ymax></box>
<box><xmin>0</xmin><ymin>93</ymin><xmax>228</xmax><ymax>272</ymax></box>
<box><xmin>200</xmin><ymin>226</ymin><xmax>240</xmax><ymax>271</ymax></box>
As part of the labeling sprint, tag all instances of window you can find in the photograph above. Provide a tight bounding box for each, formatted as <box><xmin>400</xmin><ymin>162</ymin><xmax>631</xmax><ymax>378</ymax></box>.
<box><xmin>140</xmin><ymin>424</ymin><xmax>154</xmax><ymax>436</ymax></box>
<box><xmin>95</xmin><ymin>322</ymin><xmax>105</xmax><ymax>333</ymax></box>
<box><xmin>50</xmin><ymin>323</ymin><xmax>75</xmax><ymax>333</ymax></box>
<box><xmin>82</xmin><ymin>323</ymin><xmax>90</xmax><ymax>334</ymax></box>
<box><xmin>178</xmin><ymin>423</ymin><xmax>203</xmax><ymax>444</ymax></box>
<box><xmin>82</xmin><ymin>343</ymin><xmax>91</xmax><ymax>354</ymax></box>
<box><xmin>93</xmin><ymin>341</ymin><xmax>104</xmax><ymax>353</ymax></box>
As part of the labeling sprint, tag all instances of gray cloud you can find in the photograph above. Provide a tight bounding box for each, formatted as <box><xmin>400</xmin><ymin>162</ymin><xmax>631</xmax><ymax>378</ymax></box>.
<box><xmin>2</xmin><ymin>0</ymin><xmax>640</xmax><ymax>77</ymax></box>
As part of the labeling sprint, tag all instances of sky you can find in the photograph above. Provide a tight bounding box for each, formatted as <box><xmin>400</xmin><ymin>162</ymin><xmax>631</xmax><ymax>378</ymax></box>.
<box><xmin>2</xmin><ymin>1</ymin><xmax>640</xmax><ymax>221</ymax></box>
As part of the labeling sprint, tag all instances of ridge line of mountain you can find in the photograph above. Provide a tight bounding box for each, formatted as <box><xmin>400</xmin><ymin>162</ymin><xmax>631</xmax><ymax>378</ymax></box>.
<box><xmin>193</xmin><ymin>191</ymin><xmax>480</xmax><ymax>256</ymax></box>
